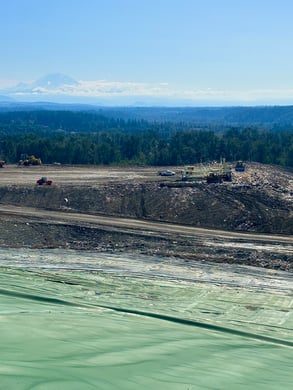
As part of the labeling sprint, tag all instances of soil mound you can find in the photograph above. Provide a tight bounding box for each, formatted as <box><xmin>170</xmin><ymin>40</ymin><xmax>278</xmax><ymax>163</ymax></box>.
<box><xmin>0</xmin><ymin>163</ymin><xmax>292</xmax><ymax>271</ymax></box>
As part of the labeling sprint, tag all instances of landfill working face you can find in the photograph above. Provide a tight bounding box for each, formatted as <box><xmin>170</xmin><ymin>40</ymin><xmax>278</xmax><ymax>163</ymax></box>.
<box><xmin>0</xmin><ymin>249</ymin><xmax>292</xmax><ymax>390</ymax></box>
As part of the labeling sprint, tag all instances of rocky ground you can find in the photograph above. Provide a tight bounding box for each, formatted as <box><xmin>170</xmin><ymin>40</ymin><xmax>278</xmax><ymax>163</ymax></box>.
<box><xmin>0</xmin><ymin>162</ymin><xmax>292</xmax><ymax>271</ymax></box>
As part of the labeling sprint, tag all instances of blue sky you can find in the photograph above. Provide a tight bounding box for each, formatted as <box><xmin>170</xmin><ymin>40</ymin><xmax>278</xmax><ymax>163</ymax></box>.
<box><xmin>1</xmin><ymin>0</ymin><xmax>293</xmax><ymax>105</ymax></box>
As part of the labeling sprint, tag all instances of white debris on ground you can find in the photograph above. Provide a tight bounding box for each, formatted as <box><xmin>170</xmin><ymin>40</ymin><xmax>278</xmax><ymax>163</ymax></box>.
<box><xmin>231</xmin><ymin>163</ymin><xmax>293</xmax><ymax>202</ymax></box>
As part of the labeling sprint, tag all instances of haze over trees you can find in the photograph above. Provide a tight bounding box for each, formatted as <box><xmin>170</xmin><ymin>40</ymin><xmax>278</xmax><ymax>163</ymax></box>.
<box><xmin>0</xmin><ymin>109</ymin><xmax>292</xmax><ymax>167</ymax></box>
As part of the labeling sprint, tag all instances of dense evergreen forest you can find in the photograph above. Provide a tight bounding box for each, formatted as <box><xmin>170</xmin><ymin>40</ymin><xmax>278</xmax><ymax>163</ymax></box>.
<box><xmin>0</xmin><ymin>110</ymin><xmax>292</xmax><ymax>167</ymax></box>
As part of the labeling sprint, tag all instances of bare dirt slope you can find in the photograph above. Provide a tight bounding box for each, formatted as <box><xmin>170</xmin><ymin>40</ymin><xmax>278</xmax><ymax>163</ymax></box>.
<box><xmin>0</xmin><ymin>163</ymin><xmax>292</xmax><ymax>270</ymax></box>
<box><xmin>0</xmin><ymin>162</ymin><xmax>292</xmax><ymax>233</ymax></box>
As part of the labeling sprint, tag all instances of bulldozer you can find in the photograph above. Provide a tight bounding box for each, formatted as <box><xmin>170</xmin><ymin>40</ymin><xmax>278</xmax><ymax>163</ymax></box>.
<box><xmin>235</xmin><ymin>161</ymin><xmax>245</xmax><ymax>172</ymax></box>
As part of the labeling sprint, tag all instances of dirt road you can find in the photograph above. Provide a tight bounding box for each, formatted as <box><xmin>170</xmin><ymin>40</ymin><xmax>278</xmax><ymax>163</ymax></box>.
<box><xmin>0</xmin><ymin>204</ymin><xmax>292</xmax><ymax>244</ymax></box>
<box><xmin>0</xmin><ymin>204</ymin><xmax>292</xmax><ymax>270</ymax></box>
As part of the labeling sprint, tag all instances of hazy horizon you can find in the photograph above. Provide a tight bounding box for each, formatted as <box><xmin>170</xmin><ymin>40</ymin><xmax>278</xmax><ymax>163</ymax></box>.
<box><xmin>2</xmin><ymin>1</ymin><xmax>293</xmax><ymax>106</ymax></box>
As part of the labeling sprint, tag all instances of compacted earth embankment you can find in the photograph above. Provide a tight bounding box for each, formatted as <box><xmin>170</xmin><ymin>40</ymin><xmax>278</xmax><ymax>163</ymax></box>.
<box><xmin>0</xmin><ymin>163</ymin><xmax>292</xmax><ymax>271</ymax></box>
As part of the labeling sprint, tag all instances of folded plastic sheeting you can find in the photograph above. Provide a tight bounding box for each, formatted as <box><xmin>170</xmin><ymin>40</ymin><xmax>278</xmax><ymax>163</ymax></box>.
<box><xmin>0</xmin><ymin>249</ymin><xmax>292</xmax><ymax>389</ymax></box>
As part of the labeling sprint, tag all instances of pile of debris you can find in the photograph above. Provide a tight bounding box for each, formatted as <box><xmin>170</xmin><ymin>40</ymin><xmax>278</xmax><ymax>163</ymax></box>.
<box><xmin>231</xmin><ymin>163</ymin><xmax>293</xmax><ymax>202</ymax></box>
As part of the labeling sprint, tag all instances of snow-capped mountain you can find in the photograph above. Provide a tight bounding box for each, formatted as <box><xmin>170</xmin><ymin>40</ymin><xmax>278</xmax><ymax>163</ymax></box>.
<box><xmin>0</xmin><ymin>73</ymin><xmax>175</xmax><ymax>105</ymax></box>
<box><xmin>2</xmin><ymin>73</ymin><xmax>290</xmax><ymax>106</ymax></box>
<box><xmin>2</xmin><ymin>73</ymin><xmax>79</xmax><ymax>95</ymax></box>
<box><xmin>31</xmin><ymin>73</ymin><xmax>79</xmax><ymax>89</ymax></box>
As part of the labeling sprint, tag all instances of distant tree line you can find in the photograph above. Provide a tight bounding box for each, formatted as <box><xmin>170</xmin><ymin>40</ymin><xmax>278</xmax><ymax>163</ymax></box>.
<box><xmin>0</xmin><ymin>110</ymin><xmax>292</xmax><ymax>167</ymax></box>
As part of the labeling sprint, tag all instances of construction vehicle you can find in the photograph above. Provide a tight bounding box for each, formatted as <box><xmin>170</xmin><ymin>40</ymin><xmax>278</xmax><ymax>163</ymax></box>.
<box><xmin>235</xmin><ymin>161</ymin><xmax>245</xmax><ymax>172</ymax></box>
<box><xmin>36</xmin><ymin>177</ymin><xmax>52</xmax><ymax>185</ymax></box>
<box><xmin>206</xmin><ymin>170</ymin><xmax>232</xmax><ymax>183</ymax></box>
<box><xmin>19</xmin><ymin>155</ymin><xmax>42</xmax><ymax>166</ymax></box>
<box><xmin>182</xmin><ymin>160</ymin><xmax>232</xmax><ymax>183</ymax></box>
<box><xmin>206</xmin><ymin>172</ymin><xmax>222</xmax><ymax>183</ymax></box>
<box><xmin>182</xmin><ymin>165</ymin><xmax>208</xmax><ymax>181</ymax></box>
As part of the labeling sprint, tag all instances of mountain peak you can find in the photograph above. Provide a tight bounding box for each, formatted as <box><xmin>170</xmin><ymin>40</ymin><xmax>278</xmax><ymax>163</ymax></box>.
<box><xmin>0</xmin><ymin>73</ymin><xmax>79</xmax><ymax>96</ymax></box>
<box><xmin>34</xmin><ymin>73</ymin><xmax>78</xmax><ymax>89</ymax></box>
